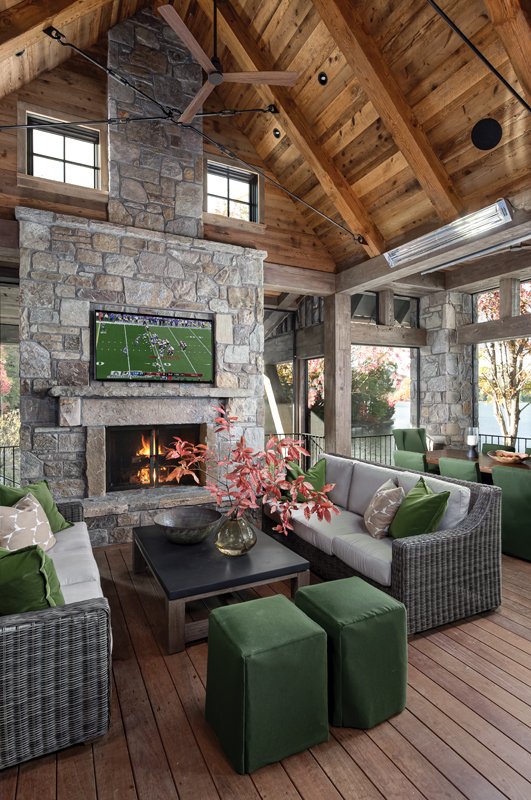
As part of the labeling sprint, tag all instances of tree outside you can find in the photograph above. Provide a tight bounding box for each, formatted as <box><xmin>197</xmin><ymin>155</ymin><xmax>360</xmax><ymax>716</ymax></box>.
<box><xmin>0</xmin><ymin>344</ymin><xmax>20</xmax><ymax>446</ymax></box>
<box><xmin>351</xmin><ymin>346</ymin><xmax>412</xmax><ymax>431</ymax></box>
<box><xmin>477</xmin><ymin>284</ymin><xmax>531</xmax><ymax>441</ymax></box>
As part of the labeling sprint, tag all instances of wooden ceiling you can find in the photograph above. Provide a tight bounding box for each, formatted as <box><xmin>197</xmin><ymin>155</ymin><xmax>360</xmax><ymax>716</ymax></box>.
<box><xmin>0</xmin><ymin>0</ymin><xmax>529</xmax><ymax>283</ymax></box>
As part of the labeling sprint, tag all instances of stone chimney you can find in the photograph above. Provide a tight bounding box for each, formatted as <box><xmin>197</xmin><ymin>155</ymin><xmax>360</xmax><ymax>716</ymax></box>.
<box><xmin>107</xmin><ymin>8</ymin><xmax>203</xmax><ymax>237</ymax></box>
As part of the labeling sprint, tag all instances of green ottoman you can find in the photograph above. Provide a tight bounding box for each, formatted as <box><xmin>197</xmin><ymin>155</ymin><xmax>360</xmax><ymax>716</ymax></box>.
<box><xmin>295</xmin><ymin>577</ymin><xmax>407</xmax><ymax>729</ymax></box>
<box><xmin>205</xmin><ymin>594</ymin><xmax>328</xmax><ymax>773</ymax></box>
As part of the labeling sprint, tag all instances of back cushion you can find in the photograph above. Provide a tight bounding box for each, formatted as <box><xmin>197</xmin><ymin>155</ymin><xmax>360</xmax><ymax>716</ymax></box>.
<box><xmin>347</xmin><ymin>462</ymin><xmax>401</xmax><ymax>515</ymax></box>
<box><xmin>396</xmin><ymin>472</ymin><xmax>470</xmax><ymax>530</ymax></box>
<box><xmin>323</xmin><ymin>455</ymin><xmax>355</xmax><ymax>508</ymax></box>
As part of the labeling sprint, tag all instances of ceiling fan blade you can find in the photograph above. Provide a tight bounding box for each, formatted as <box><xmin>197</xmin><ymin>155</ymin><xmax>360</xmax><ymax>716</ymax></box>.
<box><xmin>223</xmin><ymin>71</ymin><xmax>299</xmax><ymax>86</ymax></box>
<box><xmin>178</xmin><ymin>81</ymin><xmax>217</xmax><ymax>124</ymax></box>
<box><xmin>158</xmin><ymin>4</ymin><xmax>214</xmax><ymax>74</ymax></box>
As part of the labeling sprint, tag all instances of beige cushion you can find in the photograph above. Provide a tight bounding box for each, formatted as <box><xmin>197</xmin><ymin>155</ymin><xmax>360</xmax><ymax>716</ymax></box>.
<box><xmin>332</xmin><ymin>533</ymin><xmax>393</xmax><ymax>586</ymax></box>
<box><xmin>0</xmin><ymin>492</ymin><xmax>56</xmax><ymax>552</ymax></box>
<box><xmin>323</xmin><ymin>454</ymin><xmax>355</xmax><ymax>507</ymax></box>
<box><xmin>290</xmin><ymin>506</ymin><xmax>368</xmax><ymax>555</ymax></box>
<box><xmin>364</xmin><ymin>479</ymin><xmax>405</xmax><ymax>538</ymax></box>
<box><xmin>347</xmin><ymin>462</ymin><xmax>403</xmax><ymax>515</ymax></box>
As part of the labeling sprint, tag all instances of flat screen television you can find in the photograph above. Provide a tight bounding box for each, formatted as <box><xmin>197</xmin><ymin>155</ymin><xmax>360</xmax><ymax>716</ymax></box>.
<box><xmin>93</xmin><ymin>310</ymin><xmax>215</xmax><ymax>383</ymax></box>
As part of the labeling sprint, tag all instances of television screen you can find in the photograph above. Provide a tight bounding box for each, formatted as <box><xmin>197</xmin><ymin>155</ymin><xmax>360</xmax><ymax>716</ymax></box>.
<box><xmin>93</xmin><ymin>310</ymin><xmax>214</xmax><ymax>383</ymax></box>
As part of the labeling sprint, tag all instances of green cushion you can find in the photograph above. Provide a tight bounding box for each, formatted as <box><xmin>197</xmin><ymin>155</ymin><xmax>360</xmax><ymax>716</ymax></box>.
<box><xmin>492</xmin><ymin>467</ymin><xmax>531</xmax><ymax>560</ymax></box>
<box><xmin>295</xmin><ymin>577</ymin><xmax>407</xmax><ymax>728</ymax></box>
<box><xmin>392</xmin><ymin>428</ymin><xmax>427</xmax><ymax>453</ymax></box>
<box><xmin>393</xmin><ymin>450</ymin><xmax>427</xmax><ymax>471</ymax></box>
<box><xmin>0</xmin><ymin>545</ymin><xmax>65</xmax><ymax>615</ymax></box>
<box><xmin>205</xmin><ymin>594</ymin><xmax>328</xmax><ymax>773</ymax></box>
<box><xmin>0</xmin><ymin>480</ymin><xmax>72</xmax><ymax>534</ymax></box>
<box><xmin>438</xmin><ymin>457</ymin><xmax>480</xmax><ymax>482</ymax></box>
<box><xmin>287</xmin><ymin>457</ymin><xmax>326</xmax><ymax>501</ymax></box>
<box><xmin>389</xmin><ymin>477</ymin><xmax>450</xmax><ymax>538</ymax></box>
<box><xmin>481</xmin><ymin>443</ymin><xmax>515</xmax><ymax>455</ymax></box>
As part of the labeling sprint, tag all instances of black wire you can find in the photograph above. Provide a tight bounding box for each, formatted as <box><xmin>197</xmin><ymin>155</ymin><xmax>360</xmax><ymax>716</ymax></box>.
<box><xmin>426</xmin><ymin>0</ymin><xmax>531</xmax><ymax>114</ymax></box>
<box><xmin>42</xmin><ymin>28</ymin><xmax>365</xmax><ymax>242</ymax></box>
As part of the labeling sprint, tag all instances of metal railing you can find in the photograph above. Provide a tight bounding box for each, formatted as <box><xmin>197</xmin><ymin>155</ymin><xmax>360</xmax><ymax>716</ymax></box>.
<box><xmin>479</xmin><ymin>433</ymin><xmax>531</xmax><ymax>453</ymax></box>
<box><xmin>351</xmin><ymin>434</ymin><xmax>394</xmax><ymax>465</ymax></box>
<box><xmin>0</xmin><ymin>445</ymin><xmax>20</xmax><ymax>486</ymax></box>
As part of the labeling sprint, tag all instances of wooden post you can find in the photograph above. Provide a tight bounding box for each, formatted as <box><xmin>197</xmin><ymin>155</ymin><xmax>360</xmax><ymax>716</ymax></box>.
<box><xmin>377</xmin><ymin>289</ymin><xmax>395</xmax><ymax>326</ymax></box>
<box><xmin>294</xmin><ymin>356</ymin><xmax>306</xmax><ymax>435</ymax></box>
<box><xmin>324</xmin><ymin>294</ymin><xmax>352</xmax><ymax>456</ymax></box>
<box><xmin>499</xmin><ymin>277</ymin><xmax>520</xmax><ymax>319</ymax></box>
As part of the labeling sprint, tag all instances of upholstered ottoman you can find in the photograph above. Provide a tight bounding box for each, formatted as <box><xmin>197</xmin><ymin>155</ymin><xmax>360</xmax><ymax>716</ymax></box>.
<box><xmin>205</xmin><ymin>594</ymin><xmax>328</xmax><ymax>773</ymax></box>
<box><xmin>295</xmin><ymin>577</ymin><xmax>407</xmax><ymax>728</ymax></box>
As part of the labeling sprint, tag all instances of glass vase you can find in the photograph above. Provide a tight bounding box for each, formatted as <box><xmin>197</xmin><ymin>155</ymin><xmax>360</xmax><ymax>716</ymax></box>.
<box><xmin>214</xmin><ymin>514</ymin><xmax>257</xmax><ymax>557</ymax></box>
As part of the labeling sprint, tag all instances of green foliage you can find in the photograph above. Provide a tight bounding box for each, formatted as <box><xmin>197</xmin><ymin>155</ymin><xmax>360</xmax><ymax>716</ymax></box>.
<box><xmin>0</xmin><ymin>410</ymin><xmax>20</xmax><ymax>446</ymax></box>
<box><xmin>352</xmin><ymin>362</ymin><xmax>396</xmax><ymax>427</ymax></box>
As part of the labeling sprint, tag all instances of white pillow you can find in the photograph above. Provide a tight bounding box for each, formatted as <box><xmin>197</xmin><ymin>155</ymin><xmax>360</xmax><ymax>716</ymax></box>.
<box><xmin>0</xmin><ymin>492</ymin><xmax>56</xmax><ymax>551</ymax></box>
<box><xmin>364</xmin><ymin>479</ymin><xmax>405</xmax><ymax>539</ymax></box>
<box><xmin>396</xmin><ymin>473</ymin><xmax>470</xmax><ymax>530</ymax></box>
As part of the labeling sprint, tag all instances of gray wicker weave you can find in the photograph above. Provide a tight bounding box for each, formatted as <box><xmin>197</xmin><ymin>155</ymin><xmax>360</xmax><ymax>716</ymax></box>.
<box><xmin>0</xmin><ymin>500</ymin><xmax>112</xmax><ymax>770</ymax></box>
<box><xmin>264</xmin><ymin>458</ymin><xmax>502</xmax><ymax>635</ymax></box>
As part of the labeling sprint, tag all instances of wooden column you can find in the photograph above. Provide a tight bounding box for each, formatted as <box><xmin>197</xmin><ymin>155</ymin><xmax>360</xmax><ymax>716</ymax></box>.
<box><xmin>324</xmin><ymin>294</ymin><xmax>352</xmax><ymax>456</ymax></box>
<box><xmin>377</xmin><ymin>289</ymin><xmax>395</xmax><ymax>326</ymax></box>
<box><xmin>499</xmin><ymin>277</ymin><xmax>520</xmax><ymax>318</ymax></box>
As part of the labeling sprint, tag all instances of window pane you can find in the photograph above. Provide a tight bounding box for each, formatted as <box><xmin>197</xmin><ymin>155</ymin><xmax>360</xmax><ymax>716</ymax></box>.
<box><xmin>351</xmin><ymin>345</ymin><xmax>414</xmax><ymax>433</ymax></box>
<box><xmin>229</xmin><ymin>178</ymin><xmax>250</xmax><ymax>202</ymax></box>
<box><xmin>229</xmin><ymin>201</ymin><xmax>250</xmax><ymax>221</ymax></box>
<box><xmin>65</xmin><ymin>136</ymin><xmax>95</xmax><ymax>166</ymax></box>
<box><xmin>32</xmin><ymin>130</ymin><xmax>63</xmax><ymax>159</ymax></box>
<box><xmin>476</xmin><ymin>289</ymin><xmax>500</xmax><ymax>321</ymax></box>
<box><xmin>32</xmin><ymin>155</ymin><xmax>64</xmax><ymax>182</ymax></box>
<box><xmin>65</xmin><ymin>163</ymin><xmax>96</xmax><ymax>188</ymax></box>
<box><xmin>478</xmin><ymin>338</ymin><xmax>531</xmax><ymax>440</ymax></box>
<box><xmin>207</xmin><ymin>173</ymin><xmax>227</xmax><ymax>197</ymax></box>
<box><xmin>207</xmin><ymin>195</ymin><xmax>228</xmax><ymax>216</ymax></box>
<box><xmin>307</xmin><ymin>358</ymin><xmax>325</xmax><ymax>437</ymax></box>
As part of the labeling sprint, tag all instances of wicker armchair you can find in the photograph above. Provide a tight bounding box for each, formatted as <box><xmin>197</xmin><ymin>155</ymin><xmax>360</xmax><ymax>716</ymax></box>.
<box><xmin>0</xmin><ymin>502</ymin><xmax>111</xmax><ymax>770</ymax></box>
<box><xmin>264</xmin><ymin>458</ymin><xmax>502</xmax><ymax>635</ymax></box>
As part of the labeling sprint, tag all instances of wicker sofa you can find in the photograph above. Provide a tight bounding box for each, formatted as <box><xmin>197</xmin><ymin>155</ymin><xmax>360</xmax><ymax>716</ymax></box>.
<box><xmin>0</xmin><ymin>502</ymin><xmax>111</xmax><ymax>771</ymax></box>
<box><xmin>265</xmin><ymin>454</ymin><xmax>502</xmax><ymax>635</ymax></box>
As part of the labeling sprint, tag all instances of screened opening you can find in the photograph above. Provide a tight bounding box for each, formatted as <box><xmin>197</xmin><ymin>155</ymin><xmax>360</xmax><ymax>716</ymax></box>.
<box><xmin>206</xmin><ymin>161</ymin><xmax>259</xmax><ymax>222</ymax></box>
<box><xmin>27</xmin><ymin>114</ymin><xmax>100</xmax><ymax>189</ymax></box>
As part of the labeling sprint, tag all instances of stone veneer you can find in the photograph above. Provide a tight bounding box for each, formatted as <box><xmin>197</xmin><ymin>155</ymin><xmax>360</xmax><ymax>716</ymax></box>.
<box><xmin>107</xmin><ymin>8</ymin><xmax>203</xmax><ymax>236</ymax></box>
<box><xmin>17</xmin><ymin>206</ymin><xmax>265</xmax><ymax>544</ymax></box>
<box><xmin>419</xmin><ymin>291</ymin><xmax>475</xmax><ymax>445</ymax></box>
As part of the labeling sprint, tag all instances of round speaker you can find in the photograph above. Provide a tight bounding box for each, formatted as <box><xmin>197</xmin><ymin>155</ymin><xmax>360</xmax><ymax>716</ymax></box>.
<box><xmin>471</xmin><ymin>118</ymin><xmax>502</xmax><ymax>150</ymax></box>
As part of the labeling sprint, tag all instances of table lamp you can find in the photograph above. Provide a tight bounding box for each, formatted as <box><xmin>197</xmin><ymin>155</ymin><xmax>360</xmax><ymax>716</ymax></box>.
<box><xmin>466</xmin><ymin>427</ymin><xmax>479</xmax><ymax>459</ymax></box>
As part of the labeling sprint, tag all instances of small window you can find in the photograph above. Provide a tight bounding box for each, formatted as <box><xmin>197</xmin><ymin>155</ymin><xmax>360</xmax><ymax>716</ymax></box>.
<box><xmin>206</xmin><ymin>161</ymin><xmax>258</xmax><ymax>222</ymax></box>
<box><xmin>27</xmin><ymin>115</ymin><xmax>100</xmax><ymax>189</ymax></box>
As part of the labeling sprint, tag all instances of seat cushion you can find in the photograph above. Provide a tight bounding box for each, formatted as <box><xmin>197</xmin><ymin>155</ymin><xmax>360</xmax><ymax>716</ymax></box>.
<box><xmin>323</xmin><ymin>455</ymin><xmax>355</xmax><ymax>507</ymax></box>
<box><xmin>396</xmin><ymin>472</ymin><xmax>470</xmax><ymax>530</ymax></box>
<box><xmin>332</xmin><ymin>533</ymin><xmax>393</xmax><ymax>586</ymax></box>
<box><xmin>52</xmin><ymin>522</ymin><xmax>93</xmax><ymax>554</ymax></box>
<box><xmin>290</xmin><ymin>507</ymin><xmax>367</xmax><ymax>556</ymax></box>
<box><xmin>61</xmin><ymin>579</ymin><xmax>104</xmax><ymax>604</ymax></box>
<box><xmin>347</xmin><ymin>462</ymin><xmax>401</xmax><ymax>515</ymax></box>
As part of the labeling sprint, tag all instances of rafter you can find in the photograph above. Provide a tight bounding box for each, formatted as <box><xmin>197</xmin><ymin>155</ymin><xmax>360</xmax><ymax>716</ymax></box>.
<box><xmin>483</xmin><ymin>0</ymin><xmax>531</xmax><ymax>102</ymax></box>
<box><xmin>193</xmin><ymin>0</ymin><xmax>385</xmax><ymax>257</ymax></box>
<box><xmin>311</xmin><ymin>0</ymin><xmax>463</xmax><ymax>224</ymax></box>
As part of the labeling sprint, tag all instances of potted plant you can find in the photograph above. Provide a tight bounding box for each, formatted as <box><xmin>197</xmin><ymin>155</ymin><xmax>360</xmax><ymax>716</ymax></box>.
<box><xmin>164</xmin><ymin>406</ymin><xmax>338</xmax><ymax>556</ymax></box>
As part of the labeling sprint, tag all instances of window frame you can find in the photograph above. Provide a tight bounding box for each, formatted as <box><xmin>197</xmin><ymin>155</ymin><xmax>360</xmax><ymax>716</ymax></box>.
<box><xmin>17</xmin><ymin>102</ymin><xmax>108</xmax><ymax>201</ymax></box>
<box><xmin>203</xmin><ymin>155</ymin><xmax>265</xmax><ymax>228</ymax></box>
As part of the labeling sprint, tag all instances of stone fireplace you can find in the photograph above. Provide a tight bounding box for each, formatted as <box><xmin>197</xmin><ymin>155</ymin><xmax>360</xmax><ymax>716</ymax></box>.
<box><xmin>17</xmin><ymin>9</ymin><xmax>265</xmax><ymax>545</ymax></box>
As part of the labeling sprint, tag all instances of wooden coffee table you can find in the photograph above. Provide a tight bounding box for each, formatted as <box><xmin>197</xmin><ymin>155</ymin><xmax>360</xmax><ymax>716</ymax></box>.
<box><xmin>133</xmin><ymin>524</ymin><xmax>310</xmax><ymax>653</ymax></box>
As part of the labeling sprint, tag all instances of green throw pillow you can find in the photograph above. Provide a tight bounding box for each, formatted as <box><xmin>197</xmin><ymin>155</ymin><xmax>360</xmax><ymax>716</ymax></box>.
<box><xmin>0</xmin><ymin>545</ymin><xmax>65</xmax><ymax>615</ymax></box>
<box><xmin>389</xmin><ymin>477</ymin><xmax>450</xmax><ymax>539</ymax></box>
<box><xmin>0</xmin><ymin>480</ymin><xmax>72</xmax><ymax>533</ymax></box>
<box><xmin>287</xmin><ymin>458</ymin><xmax>326</xmax><ymax>501</ymax></box>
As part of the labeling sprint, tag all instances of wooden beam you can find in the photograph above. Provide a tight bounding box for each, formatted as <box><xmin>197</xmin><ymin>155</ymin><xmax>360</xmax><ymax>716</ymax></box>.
<box><xmin>445</xmin><ymin>245</ymin><xmax>531</xmax><ymax>292</ymax></box>
<box><xmin>311</xmin><ymin>0</ymin><xmax>462</xmax><ymax>223</ymax></box>
<box><xmin>457</xmin><ymin>314</ymin><xmax>531</xmax><ymax>344</ymax></box>
<box><xmin>336</xmin><ymin>214</ymin><xmax>531</xmax><ymax>295</ymax></box>
<box><xmin>264</xmin><ymin>296</ymin><xmax>299</xmax><ymax>338</ymax></box>
<box><xmin>195</xmin><ymin>0</ymin><xmax>385</xmax><ymax>257</ymax></box>
<box><xmin>377</xmin><ymin>290</ymin><xmax>394</xmax><ymax>327</ymax></box>
<box><xmin>0</xmin><ymin>219</ymin><xmax>19</xmax><ymax>250</ymax></box>
<box><xmin>392</xmin><ymin>273</ymin><xmax>446</xmax><ymax>294</ymax></box>
<box><xmin>499</xmin><ymin>277</ymin><xmax>520</xmax><ymax>318</ymax></box>
<box><xmin>483</xmin><ymin>0</ymin><xmax>531</xmax><ymax>102</ymax></box>
<box><xmin>324</xmin><ymin>294</ymin><xmax>351</xmax><ymax>456</ymax></box>
<box><xmin>264</xmin><ymin>263</ymin><xmax>336</xmax><ymax>296</ymax></box>
<box><xmin>296</xmin><ymin>324</ymin><xmax>324</xmax><ymax>360</ymax></box>
<box><xmin>351</xmin><ymin>322</ymin><xmax>427</xmax><ymax>348</ymax></box>
<box><xmin>0</xmin><ymin>0</ymin><xmax>111</xmax><ymax>62</ymax></box>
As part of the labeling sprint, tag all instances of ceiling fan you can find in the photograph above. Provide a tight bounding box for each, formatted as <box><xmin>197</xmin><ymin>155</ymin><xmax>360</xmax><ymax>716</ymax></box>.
<box><xmin>158</xmin><ymin>2</ymin><xmax>298</xmax><ymax>123</ymax></box>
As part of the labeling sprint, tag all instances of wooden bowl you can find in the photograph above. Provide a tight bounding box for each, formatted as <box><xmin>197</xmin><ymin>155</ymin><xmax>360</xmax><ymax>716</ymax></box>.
<box><xmin>486</xmin><ymin>450</ymin><xmax>529</xmax><ymax>465</ymax></box>
<box><xmin>154</xmin><ymin>506</ymin><xmax>223</xmax><ymax>544</ymax></box>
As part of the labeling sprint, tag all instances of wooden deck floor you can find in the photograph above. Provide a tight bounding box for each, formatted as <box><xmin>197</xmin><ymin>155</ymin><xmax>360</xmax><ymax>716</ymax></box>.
<box><xmin>3</xmin><ymin>548</ymin><xmax>531</xmax><ymax>800</ymax></box>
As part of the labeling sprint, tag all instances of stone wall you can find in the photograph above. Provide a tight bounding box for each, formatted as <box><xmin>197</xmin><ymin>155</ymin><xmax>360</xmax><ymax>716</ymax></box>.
<box><xmin>107</xmin><ymin>9</ymin><xmax>203</xmax><ymax>236</ymax></box>
<box><xmin>419</xmin><ymin>291</ymin><xmax>475</xmax><ymax>445</ymax></box>
<box><xmin>17</xmin><ymin>206</ymin><xmax>265</xmax><ymax>542</ymax></box>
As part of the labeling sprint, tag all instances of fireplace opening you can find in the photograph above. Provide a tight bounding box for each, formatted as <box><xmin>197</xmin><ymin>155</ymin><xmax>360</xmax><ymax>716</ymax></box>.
<box><xmin>106</xmin><ymin>424</ymin><xmax>205</xmax><ymax>491</ymax></box>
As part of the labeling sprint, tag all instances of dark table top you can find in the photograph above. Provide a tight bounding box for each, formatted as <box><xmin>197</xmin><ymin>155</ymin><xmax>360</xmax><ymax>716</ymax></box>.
<box><xmin>133</xmin><ymin>524</ymin><xmax>309</xmax><ymax>600</ymax></box>
<box><xmin>425</xmin><ymin>448</ymin><xmax>531</xmax><ymax>474</ymax></box>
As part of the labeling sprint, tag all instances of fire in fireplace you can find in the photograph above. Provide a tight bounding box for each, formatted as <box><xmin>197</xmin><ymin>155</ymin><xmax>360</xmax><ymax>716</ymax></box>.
<box><xmin>106</xmin><ymin>424</ymin><xmax>205</xmax><ymax>491</ymax></box>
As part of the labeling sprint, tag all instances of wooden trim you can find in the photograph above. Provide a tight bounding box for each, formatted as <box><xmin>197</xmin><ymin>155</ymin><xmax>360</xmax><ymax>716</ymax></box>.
<box><xmin>264</xmin><ymin>263</ymin><xmax>336</xmax><ymax>295</ymax></box>
<box><xmin>444</xmin><ymin>246</ymin><xmax>531</xmax><ymax>292</ymax></box>
<box><xmin>351</xmin><ymin>321</ymin><xmax>426</xmax><ymax>347</ymax></box>
<box><xmin>483</xmin><ymin>0</ymin><xmax>531</xmax><ymax>103</ymax></box>
<box><xmin>16</xmin><ymin>173</ymin><xmax>108</xmax><ymax>203</ymax></box>
<box><xmin>202</xmin><ymin>211</ymin><xmax>266</xmax><ymax>235</ymax></box>
<box><xmin>311</xmin><ymin>0</ymin><xmax>462</xmax><ymax>223</ymax></box>
<box><xmin>457</xmin><ymin>314</ymin><xmax>531</xmax><ymax>344</ymax></box>
<box><xmin>195</xmin><ymin>0</ymin><xmax>385</xmax><ymax>257</ymax></box>
<box><xmin>499</xmin><ymin>277</ymin><xmax>520</xmax><ymax>318</ymax></box>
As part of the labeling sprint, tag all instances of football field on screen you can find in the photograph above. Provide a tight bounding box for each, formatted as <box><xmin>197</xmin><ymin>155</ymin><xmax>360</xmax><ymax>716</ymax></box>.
<box><xmin>94</xmin><ymin>321</ymin><xmax>213</xmax><ymax>381</ymax></box>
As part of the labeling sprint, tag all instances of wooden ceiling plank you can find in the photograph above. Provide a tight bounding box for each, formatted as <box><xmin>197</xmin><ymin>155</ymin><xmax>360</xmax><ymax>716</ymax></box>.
<box><xmin>483</xmin><ymin>0</ymin><xmax>531</xmax><ymax>102</ymax></box>
<box><xmin>195</xmin><ymin>0</ymin><xmax>385</xmax><ymax>257</ymax></box>
<box><xmin>0</xmin><ymin>0</ymin><xmax>112</xmax><ymax>63</ymax></box>
<box><xmin>311</xmin><ymin>0</ymin><xmax>463</xmax><ymax>224</ymax></box>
